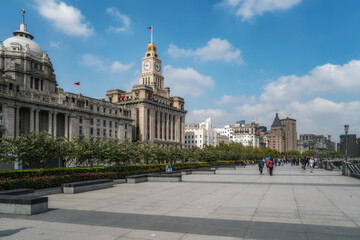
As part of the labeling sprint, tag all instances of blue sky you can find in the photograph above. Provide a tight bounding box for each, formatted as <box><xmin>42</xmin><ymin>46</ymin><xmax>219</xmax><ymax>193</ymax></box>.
<box><xmin>1</xmin><ymin>0</ymin><xmax>360</xmax><ymax>142</ymax></box>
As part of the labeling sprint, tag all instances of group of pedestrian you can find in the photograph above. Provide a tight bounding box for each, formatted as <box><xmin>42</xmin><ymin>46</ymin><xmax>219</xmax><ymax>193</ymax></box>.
<box><xmin>300</xmin><ymin>156</ymin><xmax>316</xmax><ymax>173</ymax></box>
<box><xmin>258</xmin><ymin>157</ymin><xmax>274</xmax><ymax>176</ymax></box>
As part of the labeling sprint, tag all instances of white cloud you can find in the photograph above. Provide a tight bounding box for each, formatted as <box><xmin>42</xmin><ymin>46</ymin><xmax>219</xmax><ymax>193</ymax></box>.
<box><xmin>216</xmin><ymin>94</ymin><xmax>255</xmax><ymax>105</ymax></box>
<box><xmin>218</xmin><ymin>0</ymin><xmax>302</xmax><ymax>21</ymax></box>
<box><xmin>49</xmin><ymin>41</ymin><xmax>61</xmax><ymax>48</ymax></box>
<box><xmin>193</xmin><ymin>59</ymin><xmax>360</xmax><ymax>140</ymax></box>
<box><xmin>80</xmin><ymin>54</ymin><xmax>133</xmax><ymax>72</ymax></box>
<box><xmin>260</xmin><ymin>60</ymin><xmax>360</xmax><ymax>104</ymax></box>
<box><xmin>35</xmin><ymin>0</ymin><xmax>93</xmax><ymax>37</ymax></box>
<box><xmin>187</xmin><ymin>109</ymin><xmax>231</xmax><ymax>126</ymax></box>
<box><xmin>106</xmin><ymin>7</ymin><xmax>131</xmax><ymax>33</ymax></box>
<box><xmin>163</xmin><ymin>65</ymin><xmax>215</xmax><ymax>97</ymax></box>
<box><xmin>167</xmin><ymin>38</ymin><xmax>243</xmax><ymax>64</ymax></box>
<box><xmin>110</xmin><ymin>61</ymin><xmax>134</xmax><ymax>72</ymax></box>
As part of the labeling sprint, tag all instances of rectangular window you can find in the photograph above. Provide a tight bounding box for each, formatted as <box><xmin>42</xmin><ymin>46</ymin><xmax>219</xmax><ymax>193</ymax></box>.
<box><xmin>90</xmin><ymin>105</ymin><xmax>93</xmax><ymax>110</ymax></box>
<box><xmin>125</xmin><ymin>132</ymin><xmax>127</xmax><ymax>139</ymax></box>
<box><xmin>79</xmin><ymin>116</ymin><xmax>83</xmax><ymax>124</ymax></box>
<box><xmin>90</xmin><ymin>128</ymin><xmax>93</xmax><ymax>135</ymax></box>
<box><xmin>97</xmin><ymin>128</ymin><xmax>100</xmax><ymax>136</ymax></box>
<box><xmin>115</xmin><ymin>122</ymin><xmax>118</xmax><ymax>128</ymax></box>
<box><xmin>109</xmin><ymin>130</ymin><xmax>112</xmax><ymax>137</ymax></box>
<box><xmin>0</xmin><ymin>116</ymin><xmax>2</xmax><ymax>126</ymax></box>
<box><xmin>103</xmin><ymin>129</ymin><xmax>106</xmax><ymax>137</ymax></box>
<box><xmin>115</xmin><ymin>110</ymin><xmax>117</xmax><ymax>115</ymax></box>
<box><xmin>90</xmin><ymin>118</ymin><xmax>93</xmax><ymax>125</ymax></box>
<box><xmin>109</xmin><ymin>109</ymin><xmax>112</xmax><ymax>114</ymax></box>
<box><xmin>115</xmin><ymin>130</ymin><xmax>118</xmax><ymax>137</ymax></box>
<box><xmin>79</xmin><ymin>126</ymin><xmax>83</xmax><ymax>135</ymax></box>
<box><xmin>109</xmin><ymin>121</ymin><xmax>112</xmax><ymax>128</ymax></box>
<box><xmin>0</xmin><ymin>104</ymin><xmax>2</xmax><ymax>112</ymax></box>
<box><xmin>34</xmin><ymin>78</ymin><xmax>39</xmax><ymax>90</ymax></box>
<box><xmin>30</xmin><ymin>77</ymin><xmax>33</xmax><ymax>89</ymax></box>
<box><xmin>103</xmin><ymin>108</ymin><xmax>106</xmax><ymax>113</ymax></box>
<box><xmin>40</xmin><ymin>79</ymin><xmax>43</xmax><ymax>91</ymax></box>
<box><xmin>103</xmin><ymin>120</ymin><xmax>106</xmax><ymax>127</ymax></box>
<box><xmin>124</xmin><ymin>124</ymin><xmax>127</xmax><ymax>130</ymax></box>
<box><xmin>97</xmin><ymin>106</ymin><xmax>100</xmax><ymax>111</ymax></box>
<box><xmin>97</xmin><ymin>119</ymin><xmax>100</xmax><ymax>126</ymax></box>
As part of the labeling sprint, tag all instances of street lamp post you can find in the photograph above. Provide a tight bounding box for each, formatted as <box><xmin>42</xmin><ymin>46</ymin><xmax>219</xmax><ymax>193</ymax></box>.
<box><xmin>344</xmin><ymin>124</ymin><xmax>349</xmax><ymax>161</ymax></box>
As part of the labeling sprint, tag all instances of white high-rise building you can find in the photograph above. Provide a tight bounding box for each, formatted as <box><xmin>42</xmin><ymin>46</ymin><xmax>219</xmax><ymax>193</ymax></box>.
<box><xmin>185</xmin><ymin>118</ymin><xmax>219</xmax><ymax>149</ymax></box>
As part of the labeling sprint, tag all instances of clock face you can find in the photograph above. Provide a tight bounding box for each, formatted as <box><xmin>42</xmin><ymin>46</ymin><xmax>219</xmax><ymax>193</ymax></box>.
<box><xmin>155</xmin><ymin>62</ymin><xmax>161</xmax><ymax>72</ymax></box>
<box><xmin>144</xmin><ymin>61</ymin><xmax>151</xmax><ymax>71</ymax></box>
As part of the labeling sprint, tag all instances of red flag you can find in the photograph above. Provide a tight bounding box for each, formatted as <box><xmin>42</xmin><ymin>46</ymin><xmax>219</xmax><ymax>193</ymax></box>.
<box><xmin>147</xmin><ymin>26</ymin><xmax>152</xmax><ymax>29</ymax></box>
<box><xmin>121</xmin><ymin>95</ymin><xmax>126</xmax><ymax>98</ymax></box>
<box><xmin>74</xmin><ymin>82</ymin><xmax>80</xmax><ymax>86</ymax></box>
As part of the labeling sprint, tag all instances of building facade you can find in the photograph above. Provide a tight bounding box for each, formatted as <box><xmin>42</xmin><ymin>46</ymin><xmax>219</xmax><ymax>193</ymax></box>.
<box><xmin>298</xmin><ymin>134</ymin><xmax>335</xmax><ymax>154</ymax></box>
<box><xmin>185</xmin><ymin>118</ymin><xmax>218</xmax><ymax>149</ymax></box>
<box><xmin>216</xmin><ymin>120</ymin><xmax>260</xmax><ymax>147</ymax></box>
<box><xmin>266</xmin><ymin>113</ymin><xmax>297</xmax><ymax>152</ymax></box>
<box><xmin>0</xmin><ymin>19</ymin><xmax>134</xmax><ymax>169</ymax></box>
<box><xmin>106</xmin><ymin>42</ymin><xmax>186</xmax><ymax>147</ymax></box>
<box><xmin>339</xmin><ymin>134</ymin><xmax>359</xmax><ymax>156</ymax></box>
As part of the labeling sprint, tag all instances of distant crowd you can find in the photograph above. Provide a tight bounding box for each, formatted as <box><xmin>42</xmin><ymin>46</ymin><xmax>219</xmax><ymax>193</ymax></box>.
<box><xmin>256</xmin><ymin>156</ymin><xmax>317</xmax><ymax>176</ymax></box>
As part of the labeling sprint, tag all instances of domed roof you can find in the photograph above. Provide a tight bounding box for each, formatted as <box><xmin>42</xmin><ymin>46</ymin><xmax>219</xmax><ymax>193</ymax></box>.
<box><xmin>1</xmin><ymin>23</ymin><xmax>44</xmax><ymax>58</ymax></box>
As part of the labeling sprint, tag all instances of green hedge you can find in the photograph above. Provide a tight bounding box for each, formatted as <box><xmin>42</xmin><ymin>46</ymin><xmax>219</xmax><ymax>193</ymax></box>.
<box><xmin>0</xmin><ymin>161</ymin><xmax>235</xmax><ymax>180</ymax></box>
<box><xmin>0</xmin><ymin>172</ymin><xmax>119</xmax><ymax>190</ymax></box>
<box><xmin>0</xmin><ymin>161</ymin><xmax>237</xmax><ymax>190</ymax></box>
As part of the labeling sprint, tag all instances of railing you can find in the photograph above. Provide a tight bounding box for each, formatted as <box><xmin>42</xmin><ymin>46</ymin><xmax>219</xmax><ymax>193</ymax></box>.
<box><xmin>343</xmin><ymin>162</ymin><xmax>360</xmax><ymax>178</ymax></box>
<box><xmin>321</xmin><ymin>159</ymin><xmax>342</xmax><ymax>171</ymax></box>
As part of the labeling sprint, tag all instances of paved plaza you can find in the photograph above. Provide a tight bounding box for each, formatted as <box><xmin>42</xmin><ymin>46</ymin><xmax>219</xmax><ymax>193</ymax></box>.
<box><xmin>0</xmin><ymin>165</ymin><xmax>360</xmax><ymax>240</ymax></box>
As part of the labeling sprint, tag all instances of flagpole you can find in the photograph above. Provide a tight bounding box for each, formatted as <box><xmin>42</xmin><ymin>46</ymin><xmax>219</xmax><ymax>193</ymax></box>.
<box><xmin>151</xmin><ymin>25</ymin><xmax>153</xmax><ymax>44</ymax></box>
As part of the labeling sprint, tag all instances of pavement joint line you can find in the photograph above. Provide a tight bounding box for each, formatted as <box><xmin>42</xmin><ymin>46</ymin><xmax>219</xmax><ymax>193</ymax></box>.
<box><xmin>304</xmin><ymin>174</ymin><xmax>360</xmax><ymax>228</ymax></box>
<box><xmin>242</xmin><ymin>167</ymin><xmax>275</xmax><ymax>239</ymax></box>
<box><xmin>290</xmin><ymin>167</ymin><xmax>310</xmax><ymax>240</ymax></box>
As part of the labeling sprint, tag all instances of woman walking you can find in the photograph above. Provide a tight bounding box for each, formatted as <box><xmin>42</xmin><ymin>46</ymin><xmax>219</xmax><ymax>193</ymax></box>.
<box><xmin>268</xmin><ymin>158</ymin><xmax>274</xmax><ymax>176</ymax></box>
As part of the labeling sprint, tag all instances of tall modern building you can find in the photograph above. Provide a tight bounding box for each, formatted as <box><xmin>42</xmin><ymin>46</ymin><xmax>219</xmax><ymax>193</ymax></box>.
<box><xmin>266</xmin><ymin>113</ymin><xmax>297</xmax><ymax>152</ymax></box>
<box><xmin>106</xmin><ymin>42</ymin><xmax>186</xmax><ymax>147</ymax></box>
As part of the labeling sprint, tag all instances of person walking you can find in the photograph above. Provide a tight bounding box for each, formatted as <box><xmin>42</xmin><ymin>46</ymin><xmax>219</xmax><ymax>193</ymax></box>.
<box><xmin>309</xmin><ymin>158</ymin><xmax>315</xmax><ymax>173</ymax></box>
<box><xmin>258</xmin><ymin>160</ymin><xmax>265</xmax><ymax>175</ymax></box>
<box><xmin>268</xmin><ymin>158</ymin><xmax>274</xmax><ymax>176</ymax></box>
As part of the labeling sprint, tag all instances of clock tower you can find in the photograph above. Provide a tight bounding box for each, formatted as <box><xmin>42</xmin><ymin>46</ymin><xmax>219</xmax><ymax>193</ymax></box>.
<box><xmin>139</xmin><ymin>43</ymin><xmax>164</xmax><ymax>89</ymax></box>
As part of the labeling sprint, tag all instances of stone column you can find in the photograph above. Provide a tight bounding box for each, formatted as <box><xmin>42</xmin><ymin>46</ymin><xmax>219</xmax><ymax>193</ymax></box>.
<box><xmin>35</xmin><ymin>109</ymin><xmax>40</xmax><ymax>132</ymax></box>
<box><xmin>169</xmin><ymin>114</ymin><xmax>173</xmax><ymax>141</ymax></box>
<box><xmin>150</xmin><ymin>109</ymin><xmax>155</xmax><ymax>140</ymax></box>
<box><xmin>53</xmin><ymin>111</ymin><xmax>57</xmax><ymax>137</ymax></box>
<box><xmin>165</xmin><ymin>113</ymin><xmax>169</xmax><ymax>141</ymax></box>
<box><xmin>15</xmin><ymin>107</ymin><xmax>20</xmax><ymax>137</ymax></box>
<box><xmin>64</xmin><ymin>113</ymin><xmax>69</xmax><ymax>139</ymax></box>
<box><xmin>29</xmin><ymin>108</ymin><xmax>35</xmax><ymax>132</ymax></box>
<box><xmin>157</xmin><ymin>111</ymin><xmax>161</xmax><ymax>140</ymax></box>
<box><xmin>176</xmin><ymin>115</ymin><xmax>180</xmax><ymax>142</ymax></box>
<box><xmin>48</xmin><ymin>111</ymin><xmax>53</xmax><ymax>135</ymax></box>
<box><xmin>162</xmin><ymin>113</ymin><xmax>166</xmax><ymax>141</ymax></box>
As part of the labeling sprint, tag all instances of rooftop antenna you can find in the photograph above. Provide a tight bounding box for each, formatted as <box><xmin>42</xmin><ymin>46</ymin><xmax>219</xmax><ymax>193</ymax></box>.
<box><xmin>21</xmin><ymin>9</ymin><xmax>26</xmax><ymax>24</ymax></box>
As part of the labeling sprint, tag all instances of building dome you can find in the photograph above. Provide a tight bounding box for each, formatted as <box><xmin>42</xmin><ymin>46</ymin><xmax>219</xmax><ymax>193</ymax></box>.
<box><xmin>1</xmin><ymin>23</ymin><xmax>44</xmax><ymax>58</ymax></box>
<box><xmin>147</xmin><ymin>43</ymin><xmax>157</xmax><ymax>52</ymax></box>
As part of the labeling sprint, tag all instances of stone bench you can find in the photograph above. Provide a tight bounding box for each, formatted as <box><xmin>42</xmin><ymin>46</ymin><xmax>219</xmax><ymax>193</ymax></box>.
<box><xmin>0</xmin><ymin>188</ymin><xmax>34</xmax><ymax>195</ymax></box>
<box><xmin>181</xmin><ymin>169</ymin><xmax>216</xmax><ymax>175</ymax></box>
<box><xmin>0</xmin><ymin>194</ymin><xmax>48</xmax><ymax>215</ymax></box>
<box><xmin>147</xmin><ymin>172</ymin><xmax>182</xmax><ymax>182</ymax></box>
<box><xmin>62</xmin><ymin>179</ymin><xmax>113</xmax><ymax>194</ymax></box>
<box><xmin>126</xmin><ymin>174</ymin><xmax>149</xmax><ymax>184</ymax></box>
<box><xmin>126</xmin><ymin>172</ymin><xmax>182</xmax><ymax>184</ymax></box>
<box><xmin>211</xmin><ymin>165</ymin><xmax>236</xmax><ymax>170</ymax></box>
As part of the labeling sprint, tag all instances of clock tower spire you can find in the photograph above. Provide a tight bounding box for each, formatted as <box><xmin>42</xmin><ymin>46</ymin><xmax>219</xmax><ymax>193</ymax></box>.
<box><xmin>139</xmin><ymin>41</ymin><xmax>164</xmax><ymax>90</ymax></box>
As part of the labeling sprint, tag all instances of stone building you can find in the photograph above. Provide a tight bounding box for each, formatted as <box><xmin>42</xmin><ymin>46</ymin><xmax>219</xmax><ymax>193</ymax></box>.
<box><xmin>298</xmin><ymin>134</ymin><xmax>335</xmax><ymax>154</ymax></box>
<box><xmin>266</xmin><ymin>113</ymin><xmax>297</xmax><ymax>152</ymax></box>
<box><xmin>216</xmin><ymin>120</ymin><xmax>260</xmax><ymax>147</ymax></box>
<box><xmin>106</xmin><ymin>42</ymin><xmax>186</xmax><ymax>147</ymax></box>
<box><xmin>339</xmin><ymin>134</ymin><xmax>359</xmax><ymax>156</ymax></box>
<box><xmin>185</xmin><ymin>118</ymin><xmax>218</xmax><ymax>149</ymax></box>
<box><xmin>0</xmin><ymin>18</ymin><xmax>133</xmax><ymax>169</ymax></box>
